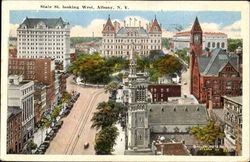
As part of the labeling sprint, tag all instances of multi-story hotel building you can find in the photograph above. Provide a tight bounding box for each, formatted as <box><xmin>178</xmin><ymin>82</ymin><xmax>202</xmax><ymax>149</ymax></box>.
<box><xmin>101</xmin><ymin>16</ymin><xmax>162</xmax><ymax>58</ymax></box>
<box><xmin>8</xmin><ymin>75</ymin><xmax>35</xmax><ymax>146</ymax></box>
<box><xmin>172</xmin><ymin>31</ymin><xmax>227</xmax><ymax>52</ymax></box>
<box><xmin>17</xmin><ymin>17</ymin><xmax>70</xmax><ymax>71</ymax></box>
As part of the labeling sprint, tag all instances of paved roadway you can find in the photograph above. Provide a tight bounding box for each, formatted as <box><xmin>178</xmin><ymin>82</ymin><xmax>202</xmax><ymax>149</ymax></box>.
<box><xmin>45</xmin><ymin>76</ymin><xmax>109</xmax><ymax>155</ymax></box>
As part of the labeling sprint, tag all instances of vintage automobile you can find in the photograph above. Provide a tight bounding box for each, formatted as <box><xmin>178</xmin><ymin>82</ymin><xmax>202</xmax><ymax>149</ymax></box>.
<box><xmin>84</xmin><ymin>142</ymin><xmax>89</xmax><ymax>149</ymax></box>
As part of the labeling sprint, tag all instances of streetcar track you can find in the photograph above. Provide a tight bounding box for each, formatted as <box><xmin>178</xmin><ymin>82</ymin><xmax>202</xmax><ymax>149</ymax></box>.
<box><xmin>64</xmin><ymin>89</ymin><xmax>103</xmax><ymax>154</ymax></box>
<box><xmin>68</xmin><ymin>90</ymin><xmax>104</xmax><ymax>154</ymax></box>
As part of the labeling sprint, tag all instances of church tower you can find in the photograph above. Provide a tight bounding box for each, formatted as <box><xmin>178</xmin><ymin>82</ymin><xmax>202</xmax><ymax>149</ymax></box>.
<box><xmin>190</xmin><ymin>17</ymin><xmax>203</xmax><ymax>100</ymax></box>
<box><xmin>126</xmin><ymin>43</ymin><xmax>150</xmax><ymax>152</ymax></box>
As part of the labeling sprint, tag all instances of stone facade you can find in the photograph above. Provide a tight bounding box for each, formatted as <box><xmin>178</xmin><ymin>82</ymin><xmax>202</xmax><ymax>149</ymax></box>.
<box><xmin>190</xmin><ymin>18</ymin><xmax>242</xmax><ymax>108</ymax></box>
<box><xmin>101</xmin><ymin>16</ymin><xmax>162</xmax><ymax>58</ymax></box>
<box><xmin>8</xmin><ymin>75</ymin><xmax>35</xmax><ymax>146</ymax></box>
<box><xmin>17</xmin><ymin>17</ymin><xmax>70</xmax><ymax>71</ymax></box>
<box><xmin>223</xmin><ymin>96</ymin><xmax>242</xmax><ymax>155</ymax></box>
<box><xmin>172</xmin><ymin>31</ymin><xmax>227</xmax><ymax>52</ymax></box>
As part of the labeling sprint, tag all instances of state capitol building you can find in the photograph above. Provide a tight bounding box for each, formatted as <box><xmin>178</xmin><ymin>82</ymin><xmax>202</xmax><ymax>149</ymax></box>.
<box><xmin>101</xmin><ymin>15</ymin><xmax>162</xmax><ymax>58</ymax></box>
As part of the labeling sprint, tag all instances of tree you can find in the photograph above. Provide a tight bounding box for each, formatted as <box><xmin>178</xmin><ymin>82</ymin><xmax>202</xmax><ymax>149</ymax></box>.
<box><xmin>68</xmin><ymin>53</ymin><xmax>112</xmax><ymax>84</ymax></box>
<box><xmin>94</xmin><ymin>126</ymin><xmax>119</xmax><ymax>155</ymax></box>
<box><xmin>91</xmin><ymin>101</ymin><xmax>125</xmax><ymax>130</ymax></box>
<box><xmin>191</xmin><ymin>121</ymin><xmax>225</xmax><ymax>147</ymax></box>
<box><xmin>228</xmin><ymin>39</ymin><xmax>242</xmax><ymax>52</ymax></box>
<box><xmin>104</xmin><ymin>81</ymin><xmax>118</xmax><ymax>94</ymax></box>
<box><xmin>27</xmin><ymin>141</ymin><xmax>37</xmax><ymax>151</ymax></box>
<box><xmin>136</xmin><ymin>56</ymin><xmax>150</xmax><ymax>72</ymax></box>
<box><xmin>153</xmin><ymin>55</ymin><xmax>182</xmax><ymax>76</ymax></box>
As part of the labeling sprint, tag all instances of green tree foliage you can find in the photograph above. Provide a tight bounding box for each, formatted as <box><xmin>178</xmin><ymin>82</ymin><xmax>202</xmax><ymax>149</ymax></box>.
<box><xmin>162</xmin><ymin>38</ymin><xmax>169</xmax><ymax>48</ymax></box>
<box><xmin>228</xmin><ymin>39</ymin><xmax>242</xmax><ymax>52</ymax></box>
<box><xmin>175</xmin><ymin>48</ymin><xmax>190</xmax><ymax>64</ymax></box>
<box><xmin>61</xmin><ymin>92</ymin><xmax>72</xmax><ymax>103</ymax></box>
<box><xmin>104</xmin><ymin>81</ymin><xmax>118</xmax><ymax>94</ymax></box>
<box><xmin>191</xmin><ymin>121</ymin><xmax>225</xmax><ymax>146</ymax></box>
<box><xmin>51</xmin><ymin>105</ymin><xmax>62</xmax><ymax>119</ymax></box>
<box><xmin>69</xmin><ymin>53</ymin><xmax>112</xmax><ymax>84</ymax></box>
<box><xmin>106</xmin><ymin>56</ymin><xmax>129</xmax><ymax>72</ymax></box>
<box><xmin>41</xmin><ymin>118</ymin><xmax>52</xmax><ymax>128</ymax></box>
<box><xmin>94</xmin><ymin>126</ymin><xmax>119</xmax><ymax>155</ymax></box>
<box><xmin>149</xmin><ymin>50</ymin><xmax>162</xmax><ymax>60</ymax></box>
<box><xmin>136</xmin><ymin>56</ymin><xmax>150</xmax><ymax>72</ymax></box>
<box><xmin>91</xmin><ymin>101</ymin><xmax>125</xmax><ymax>130</ymax></box>
<box><xmin>153</xmin><ymin>55</ymin><xmax>182</xmax><ymax>76</ymax></box>
<box><xmin>27</xmin><ymin>141</ymin><xmax>37</xmax><ymax>151</ymax></box>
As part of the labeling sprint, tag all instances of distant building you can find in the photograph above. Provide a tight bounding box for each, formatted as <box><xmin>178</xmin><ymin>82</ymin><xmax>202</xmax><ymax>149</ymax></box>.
<box><xmin>223</xmin><ymin>96</ymin><xmax>242</xmax><ymax>155</ymax></box>
<box><xmin>8</xmin><ymin>75</ymin><xmax>34</xmax><ymax>146</ymax></box>
<box><xmin>148</xmin><ymin>84</ymin><xmax>181</xmax><ymax>103</ymax></box>
<box><xmin>190</xmin><ymin>17</ymin><xmax>242</xmax><ymax>108</ymax></box>
<box><xmin>17</xmin><ymin>17</ymin><xmax>70</xmax><ymax>71</ymax></box>
<box><xmin>9</xmin><ymin>37</ymin><xmax>17</xmax><ymax>47</ymax></box>
<box><xmin>7</xmin><ymin>106</ymin><xmax>22</xmax><ymax>154</ymax></box>
<box><xmin>172</xmin><ymin>31</ymin><xmax>227</xmax><ymax>52</ymax></box>
<box><xmin>101</xmin><ymin>15</ymin><xmax>162</xmax><ymax>58</ymax></box>
<box><xmin>9</xmin><ymin>48</ymin><xmax>17</xmax><ymax>58</ymax></box>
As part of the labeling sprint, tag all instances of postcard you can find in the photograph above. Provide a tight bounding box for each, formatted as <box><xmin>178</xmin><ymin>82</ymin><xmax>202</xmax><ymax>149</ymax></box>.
<box><xmin>1</xmin><ymin>1</ymin><xmax>249</xmax><ymax>161</ymax></box>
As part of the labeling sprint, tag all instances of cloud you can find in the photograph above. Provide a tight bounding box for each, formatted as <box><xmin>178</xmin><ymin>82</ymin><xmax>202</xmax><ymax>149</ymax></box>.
<box><xmin>9</xmin><ymin>24</ymin><xmax>19</xmax><ymax>37</ymax></box>
<box><xmin>70</xmin><ymin>19</ymin><xmax>106</xmax><ymax>37</ymax></box>
<box><xmin>180</xmin><ymin>20</ymin><xmax>241</xmax><ymax>38</ymax></box>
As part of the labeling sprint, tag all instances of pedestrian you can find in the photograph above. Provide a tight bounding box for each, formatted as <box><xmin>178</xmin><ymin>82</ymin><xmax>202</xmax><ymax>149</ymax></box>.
<box><xmin>121</xmin><ymin>138</ymin><xmax>122</xmax><ymax>141</ymax></box>
<box><xmin>78</xmin><ymin>134</ymin><xmax>80</xmax><ymax>138</ymax></box>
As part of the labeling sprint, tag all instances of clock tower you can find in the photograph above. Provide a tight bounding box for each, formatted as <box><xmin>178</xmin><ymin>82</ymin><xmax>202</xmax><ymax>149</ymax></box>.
<box><xmin>190</xmin><ymin>17</ymin><xmax>203</xmax><ymax>56</ymax></box>
<box><xmin>190</xmin><ymin>17</ymin><xmax>203</xmax><ymax>100</ymax></box>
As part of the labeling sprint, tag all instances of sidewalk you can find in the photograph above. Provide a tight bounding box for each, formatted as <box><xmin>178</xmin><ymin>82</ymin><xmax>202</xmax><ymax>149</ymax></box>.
<box><xmin>112</xmin><ymin>123</ymin><xmax>125</xmax><ymax>155</ymax></box>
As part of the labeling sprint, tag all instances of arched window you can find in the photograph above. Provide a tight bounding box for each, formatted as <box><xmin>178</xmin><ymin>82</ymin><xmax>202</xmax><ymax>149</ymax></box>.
<box><xmin>221</xmin><ymin>42</ymin><xmax>225</xmax><ymax>48</ymax></box>
<box><xmin>212</xmin><ymin>42</ymin><xmax>215</xmax><ymax>48</ymax></box>
<box><xmin>217</xmin><ymin>42</ymin><xmax>220</xmax><ymax>48</ymax></box>
<box><xmin>208</xmin><ymin>42</ymin><xmax>211</xmax><ymax>48</ymax></box>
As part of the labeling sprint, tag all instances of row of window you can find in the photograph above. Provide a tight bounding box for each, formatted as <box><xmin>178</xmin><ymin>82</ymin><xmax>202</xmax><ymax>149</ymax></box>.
<box><xmin>103</xmin><ymin>38</ymin><xmax>161</xmax><ymax>44</ymax></box>
<box><xmin>207</xmin><ymin>42</ymin><xmax>225</xmax><ymax>48</ymax></box>
<box><xmin>18</xmin><ymin>31</ymin><xmax>66</xmax><ymax>34</ymax></box>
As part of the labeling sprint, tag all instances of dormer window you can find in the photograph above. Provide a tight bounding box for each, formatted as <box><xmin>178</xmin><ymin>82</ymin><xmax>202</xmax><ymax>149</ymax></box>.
<box><xmin>21</xmin><ymin>25</ymin><xmax>27</xmax><ymax>29</ymax></box>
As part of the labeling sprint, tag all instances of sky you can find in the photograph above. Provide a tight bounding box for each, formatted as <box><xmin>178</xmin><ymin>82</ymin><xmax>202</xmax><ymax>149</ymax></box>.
<box><xmin>9</xmin><ymin>10</ymin><xmax>241</xmax><ymax>38</ymax></box>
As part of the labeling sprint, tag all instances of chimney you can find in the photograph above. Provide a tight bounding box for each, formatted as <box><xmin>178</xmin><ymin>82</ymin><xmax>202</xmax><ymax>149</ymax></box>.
<box><xmin>124</xmin><ymin>20</ymin><xmax>126</xmax><ymax>27</ymax></box>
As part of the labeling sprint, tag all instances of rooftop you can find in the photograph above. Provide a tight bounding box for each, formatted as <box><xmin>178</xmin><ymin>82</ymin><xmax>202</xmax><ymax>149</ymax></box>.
<box><xmin>155</xmin><ymin>142</ymin><xmax>190</xmax><ymax>155</ymax></box>
<box><xmin>147</xmin><ymin>103</ymin><xmax>208</xmax><ymax>125</ymax></box>
<box><xmin>223</xmin><ymin>96</ymin><xmax>242</xmax><ymax>105</ymax></box>
<box><xmin>8</xmin><ymin>106</ymin><xmax>22</xmax><ymax>120</ymax></box>
<box><xmin>19</xmin><ymin>17</ymin><xmax>69</xmax><ymax>29</ymax></box>
<box><xmin>173</xmin><ymin>31</ymin><xmax>227</xmax><ymax>37</ymax></box>
<box><xmin>197</xmin><ymin>48</ymin><xmax>238</xmax><ymax>76</ymax></box>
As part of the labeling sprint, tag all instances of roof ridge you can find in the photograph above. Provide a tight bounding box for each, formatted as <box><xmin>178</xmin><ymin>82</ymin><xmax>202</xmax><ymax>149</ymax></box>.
<box><xmin>203</xmin><ymin>49</ymin><xmax>221</xmax><ymax>75</ymax></box>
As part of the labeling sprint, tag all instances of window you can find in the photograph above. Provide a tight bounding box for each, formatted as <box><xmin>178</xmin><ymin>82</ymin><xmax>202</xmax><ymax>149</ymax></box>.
<box><xmin>212</xmin><ymin>42</ymin><xmax>215</xmax><ymax>48</ymax></box>
<box><xmin>221</xmin><ymin>42</ymin><xmax>225</xmax><ymax>48</ymax></box>
<box><xmin>217</xmin><ymin>42</ymin><xmax>220</xmax><ymax>48</ymax></box>
<box><xmin>208</xmin><ymin>42</ymin><xmax>211</xmax><ymax>47</ymax></box>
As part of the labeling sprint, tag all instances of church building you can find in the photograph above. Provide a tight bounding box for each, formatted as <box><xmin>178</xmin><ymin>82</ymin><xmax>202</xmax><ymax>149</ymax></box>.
<box><xmin>190</xmin><ymin>17</ymin><xmax>242</xmax><ymax>108</ymax></box>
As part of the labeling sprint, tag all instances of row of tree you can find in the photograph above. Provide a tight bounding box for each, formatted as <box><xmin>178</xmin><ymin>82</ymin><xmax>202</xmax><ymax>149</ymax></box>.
<box><xmin>91</xmin><ymin>101</ymin><xmax>125</xmax><ymax>154</ymax></box>
<box><xmin>68</xmin><ymin>51</ymin><xmax>183</xmax><ymax>84</ymax></box>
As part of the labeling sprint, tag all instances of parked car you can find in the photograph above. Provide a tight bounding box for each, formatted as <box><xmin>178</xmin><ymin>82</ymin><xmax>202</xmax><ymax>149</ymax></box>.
<box><xmin>41</xmin><ymin>141</ymin><xmax>50</xmax><ymax>149</ymax></box>
<box><xmin>84</xmin><ymin>142</ymin><xmax>89</xmax><ymax>149</ymax></box>
<box><xmin>56</xmin><ymin>120</ymin><xmax>64</xmax><ymax>128</ymax></box>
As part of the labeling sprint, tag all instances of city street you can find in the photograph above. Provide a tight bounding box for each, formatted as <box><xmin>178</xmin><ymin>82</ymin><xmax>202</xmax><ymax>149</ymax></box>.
<box><xmin>45</xmin><ymin>76</ymin><xmax>109</xmax><ymax>155</ymax></box>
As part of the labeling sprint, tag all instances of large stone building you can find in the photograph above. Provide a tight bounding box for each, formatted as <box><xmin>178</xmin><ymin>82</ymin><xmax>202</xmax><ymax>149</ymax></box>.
<box><xmin>17</xmin><ymin>17</ymin><xmax>70</xmax><ymax>71</ymax></box>
<box><xmin>190</xmin><ymin>17</ymin><xmax>242</xmax><ymax>108</ymax></box>
<box><xmin>8</xmin><ymin>75</ymin><xmax>35</xmax><ymax>146</ymax></box>
<box><xmin>223</xmin><ymin>96</ymin><xmax>242</xmax><ymax>155</ymax></box>
<box><xmin>124</xmin><ymin>44</ymin><xmax>208</xmax><ymax>155</ymax></box>
<box><xmin>7</xmin><ymin>106</ymin><xmax>22</xmax><ymax>154</ymax></box>
<box><xmin>172</xmin><ymin>31</ymin><xmax>227</xmax><ymax>52</ymax></box>
<box><xmin>101</xmin><ymin>16</ymin><xmax>162</xmax><ymax>58</ymax></box>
